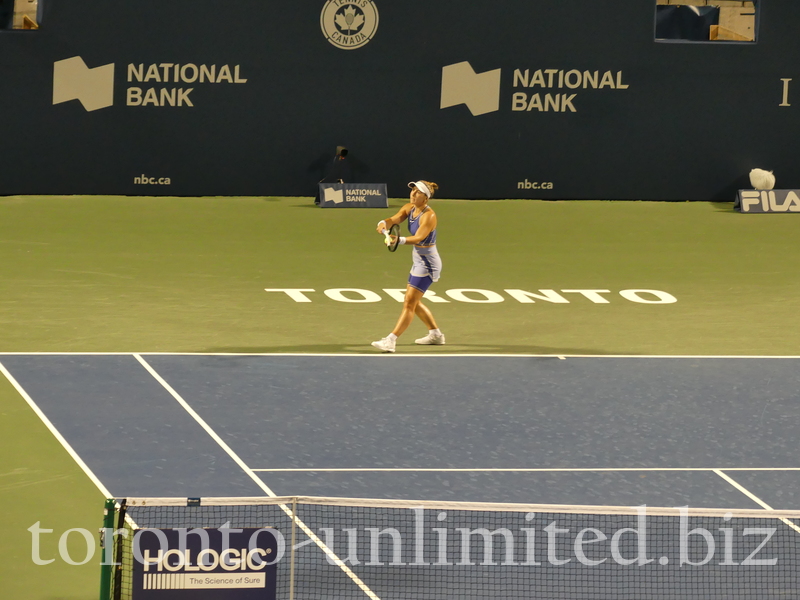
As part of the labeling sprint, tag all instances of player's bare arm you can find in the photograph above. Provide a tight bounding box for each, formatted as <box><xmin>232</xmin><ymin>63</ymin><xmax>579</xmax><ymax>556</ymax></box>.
<box><xmin>376</xmin><ymin>204</ymin><xmax>413</xmax><ymax>233</ymax></box>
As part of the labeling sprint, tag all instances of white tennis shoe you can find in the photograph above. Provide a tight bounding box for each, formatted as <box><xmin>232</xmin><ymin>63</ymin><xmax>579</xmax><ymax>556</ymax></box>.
<box><xmin>371</xmin><ymin>337</ymin><xmax>396</xmax><ymax>353</ymax></box>
<box><xmin>415</xmin><ymin>332</ymin><xmax>445</xmax><ymax>345</ymax></box>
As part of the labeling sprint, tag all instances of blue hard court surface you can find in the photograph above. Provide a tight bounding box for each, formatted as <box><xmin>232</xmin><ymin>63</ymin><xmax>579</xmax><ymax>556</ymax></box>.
<box><xmin>2</xmin><ymin>354</ymin><xmax>799</xmax><ymax>509</ymax></box>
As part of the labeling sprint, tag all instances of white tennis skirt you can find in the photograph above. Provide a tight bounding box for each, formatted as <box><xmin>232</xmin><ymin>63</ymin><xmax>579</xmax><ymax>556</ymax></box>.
<box><xmin>410</xmin><ymin>245</ymin><xmax>442</xmax><ymax>282</ymax></box>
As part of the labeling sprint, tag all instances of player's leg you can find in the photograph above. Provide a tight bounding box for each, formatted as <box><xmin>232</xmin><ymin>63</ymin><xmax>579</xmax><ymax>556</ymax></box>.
<box><xmin>414</xmin><ymin>301</ymin><xmax>437</xmax><ymax>330</ymax></box>
<box><xmin>391</xmin><ymin>284</ymin><xmax>425</xmax><ymax>336</ymax></box>
<box><xmin>414</xmin><ymin>296</ymin><xmax>445</xmax><ymax>345</ymax></box>
<box><xmin>411</xmin><ymin>248</ymin><xmax>444</xmax><ymax>344</ymax></box>
<box><xmin>371</xmin><ymin>248</ymin><xmax>442</xmax><ymax>352</ymax></box>
<box><xmin>371</xmin><ymin>284</ymin><xmax>424</xmax><ymax>352</ymax></box>
<box><xmin>407</xmin><ymin>273</ymin><xmax>445</xmax><ymax>345</ymax></box>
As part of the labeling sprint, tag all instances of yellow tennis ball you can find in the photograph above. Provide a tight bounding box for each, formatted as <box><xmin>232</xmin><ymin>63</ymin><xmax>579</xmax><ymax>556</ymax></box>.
<box><xmin>385</xmin><ymin>237</ymin><xmax>391</xmax><ymax>245</ymax></box>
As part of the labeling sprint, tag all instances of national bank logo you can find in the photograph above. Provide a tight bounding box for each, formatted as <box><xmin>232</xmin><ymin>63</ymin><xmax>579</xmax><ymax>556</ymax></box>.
<box><xmin>323</xmin><ymin>187</ymin><xmax>344</xmax><ymax>204</ymax></box>
<box><xmin>440</xmin><ymin>62</ymin><xmax>502</xmax><ymax>116</ymax></box>
<box><xmin>441</xmin><ymin>61</ymin><xmax>631</xmax><ymax>117</ymax></box>
<box><xmin>320</xmin><ymin>0</ymin><xmax>379</xmax><ymax>50</ymax></box>
<box><xmin>52</xmin><ymin>56</ymin><xmax>249</xmax><ymax>111</ymax></box>
<box><xmin>52</xmin><ymin>57</ymin><xmax>115</xmax><ymax>112</ymax></box>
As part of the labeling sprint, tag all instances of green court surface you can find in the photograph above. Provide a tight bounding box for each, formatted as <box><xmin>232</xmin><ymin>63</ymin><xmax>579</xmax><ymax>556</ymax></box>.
<box><xmin>1</xmin><ymin>195</ymin><xmax>798</xmax><ymax>599</ymax></box>
<box><xmin>1</xmin><ymin>195</ymin><xmax>798</xmax><ymax>355</ymax></box>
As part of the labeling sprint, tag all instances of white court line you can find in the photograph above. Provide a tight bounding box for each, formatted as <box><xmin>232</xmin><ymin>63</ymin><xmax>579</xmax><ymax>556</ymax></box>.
<box><xmin>253</xmin><ymin>467</ymin><xmax>800</xmax><ymax>472</ymax></box>
<box><xmin>714</xmin><ymin>469</ymin><xmax>800</xmax><ymax>534</ymax></box>
<box><xmin>0</xmin><ymin>352</ymin><xmax>798</xmax><ymax>358</ymax></box>
<box><xmin>0</xmin><ymin>361</ymin><xmax>113</xmax><ymax>498</ymax></box>
<box><xmin>132</xmin><ymin>354</ymin><xmax>279</xmax><ymax>497</ymax></box>
<box><xmin>713</xmin><ymin>470</ymin><xmax>775</xmax><ymax>510</ymax></box>
<box><xmin>132</xmin><ymin>354</ymin><xmax>381</xmax><ymax>600</ymax></box>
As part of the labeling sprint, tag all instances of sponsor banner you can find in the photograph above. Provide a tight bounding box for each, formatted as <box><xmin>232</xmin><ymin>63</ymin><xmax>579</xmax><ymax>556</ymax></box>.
<box><xmin>132</xmin><ymin>527</ymin><xmax>279</xmax><ymax>599</ymax></box>
<box><xmin>440</xmin><ymin>62</ymin><xmax>629</xmax><ymax>117</ymax></box>
<box><xmin>737</xmin><ymin>190</ymin><xmax>800</xmax><ymax>213</ymax></box>
<box><xmin>52</xmin><ymin>57</ymin><xmax>248</xmax><ymax>112</ymax></box>
<box><xmin>319</xmin><ymin>183</ymin><xmax>388</xmax><ymax>208</ymax></box>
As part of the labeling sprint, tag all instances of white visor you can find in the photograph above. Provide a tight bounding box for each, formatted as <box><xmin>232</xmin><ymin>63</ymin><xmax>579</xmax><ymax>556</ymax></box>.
<box><xmin>408</xmin><ymin>180</ymin><xmax>432</xmax><ymax>199</ymax></box>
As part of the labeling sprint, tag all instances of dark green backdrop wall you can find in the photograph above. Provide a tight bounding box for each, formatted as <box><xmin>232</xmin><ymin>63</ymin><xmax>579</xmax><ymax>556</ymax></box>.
<box><xmin>0</xmin><ymin>0</ymin><xmax>795</xmax><ymax>200</ymax></box>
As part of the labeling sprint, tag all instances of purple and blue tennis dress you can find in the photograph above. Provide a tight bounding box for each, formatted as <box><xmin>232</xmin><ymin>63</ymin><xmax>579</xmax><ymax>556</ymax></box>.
<box><xmin>406</xmin><ymin>206</ymin><xmax>442</xmax><ymax>293</ymax></box>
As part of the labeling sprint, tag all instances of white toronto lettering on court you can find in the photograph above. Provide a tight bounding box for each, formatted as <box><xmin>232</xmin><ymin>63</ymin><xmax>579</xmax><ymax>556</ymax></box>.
<box><xmin>264</xmin><ymin>288</ymin><xmax>677</xmax><ymax>304</ymax></box>
<box><xmin>324</xmin><ymin>289</ymin><xmax>382</xmax><ymax>303</ymax></box>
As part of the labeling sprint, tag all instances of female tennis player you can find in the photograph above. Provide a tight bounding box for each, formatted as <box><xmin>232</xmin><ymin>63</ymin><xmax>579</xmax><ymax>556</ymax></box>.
<box><xmin>371</xmin><ymin>180</ymin><xmax>445</xmax><ymax>353</ymax></box>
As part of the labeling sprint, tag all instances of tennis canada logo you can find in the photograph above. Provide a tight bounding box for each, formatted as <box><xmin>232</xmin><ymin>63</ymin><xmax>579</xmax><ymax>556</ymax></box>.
<box><xmin>320</xmin><ymin>0</ymin><xmax>379</xmax><ymax>50</ymax></box>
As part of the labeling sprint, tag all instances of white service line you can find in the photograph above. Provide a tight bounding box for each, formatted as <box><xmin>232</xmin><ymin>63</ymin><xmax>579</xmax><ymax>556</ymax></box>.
<box><xmin>132</xmin><ymin>353</ymin><xmax>277</xmax><ymax>497</ymax></box>
<box><xmin>0</xmin><ymin>360</ymin><xmax>113</xmax><ymax>498</ymax></box>
<box><xmin>132</xmin><ymin>353</ymin><xmax>381</xmax><ymax>600</ymax></box>
<box><xmin>0</xmin><ymin>352</ymin><xmax>797</xmax><ymax>358</ymax></box>
<box><xmin>714</xmin><ymin>469</ymin><xmax>800</xmax><ymax>534</ymax></box>
<box><xmin>713</xmin><ymin>469</ymin><xmax>774</xmax><ymax>510</ymax></box>
<box><xmin>253</xmin><ymin>467</ymin><xmax>800</xmax><ymax>472</ymax></box>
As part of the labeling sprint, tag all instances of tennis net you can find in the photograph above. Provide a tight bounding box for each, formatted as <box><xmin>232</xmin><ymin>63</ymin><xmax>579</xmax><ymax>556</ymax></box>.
<box><xmin>101</xmin><ymin>495</ymin><xmax>800</xmax><ymax>600</ymax></box>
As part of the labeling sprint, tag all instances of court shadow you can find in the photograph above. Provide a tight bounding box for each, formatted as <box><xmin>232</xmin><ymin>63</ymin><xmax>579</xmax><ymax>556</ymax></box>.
<box><xmin>198</xmin><ymin>344</ymin><xmax>625</xmax><ymax>356</ymax></box>
<box><xmin>423</xmin><ymin>344</ymin><xmax>628</xmax><ymax>355</ymax></box>
<box><xmin>708</xmin><ymin>201</ymin><xmax>738</xmax><ymax>213</ymax></box>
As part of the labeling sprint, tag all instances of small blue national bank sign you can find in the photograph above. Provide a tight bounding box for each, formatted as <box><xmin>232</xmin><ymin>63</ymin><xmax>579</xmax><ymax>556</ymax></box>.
<box><xmin>319</xmin><ymin>183</ymin><xmax>388</xmax><ymax>208</ymax></box>
<box><xmin>132</xmin><ymin>527</ymin><xmax>279</xmax><ymax>599</ymax></box>
<box><xmin>737</xmin><ymin>189</ymin><xmax>800</xmax><ymax>213</ymax></box>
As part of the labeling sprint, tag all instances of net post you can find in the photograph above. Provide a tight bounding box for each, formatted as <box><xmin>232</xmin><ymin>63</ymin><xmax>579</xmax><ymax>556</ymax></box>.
<box><xmin>112</xmin><ymin>499</ymin><xmax>127</xmax><ymax>600</ymax></box>
<box><xmin>98</xmin><ymin>498</ymin><xmax>116</xmax><ymax>600</ymax></box>
<box><xmin>289</xmin><ymin>497</ymin><xmax>297</xmax><ymax>600</ymax></box>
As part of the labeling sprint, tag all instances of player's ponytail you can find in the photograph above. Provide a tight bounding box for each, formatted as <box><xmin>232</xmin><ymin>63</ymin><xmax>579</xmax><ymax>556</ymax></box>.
<box><xmin>421</xmin><ymin>180</ymin><xmax>439</xmax><ymax>198</ymax></box>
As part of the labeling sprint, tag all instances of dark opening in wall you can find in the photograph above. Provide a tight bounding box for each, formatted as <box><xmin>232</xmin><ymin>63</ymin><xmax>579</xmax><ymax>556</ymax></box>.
<box><xmin>1</xmin><ymin>0</ymin><xmax>44</xmax><ymax>30</ymax></box>
<box><xmin>655</xmin><ymin>1</ymin><xmax>758</xmax><ymax>43</ymax></box>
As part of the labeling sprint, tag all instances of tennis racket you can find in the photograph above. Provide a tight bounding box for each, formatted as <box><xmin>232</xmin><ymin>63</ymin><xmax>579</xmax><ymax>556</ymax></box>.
<box><xmin>381</xmin><ymin>224</ymin><xmax>401</xmax><ymax>252</ymax></box>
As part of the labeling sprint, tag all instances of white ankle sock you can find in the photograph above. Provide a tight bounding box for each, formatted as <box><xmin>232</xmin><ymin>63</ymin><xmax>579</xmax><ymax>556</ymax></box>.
<box><xmin>430</xmin><ymin>329</ymin><xmax>442</xmax><ymax>336</ymax></box>
<box><xmin>387</xmin><ymin>333</ymin><xmax>398</xmax><ymax>341</ymax></box>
